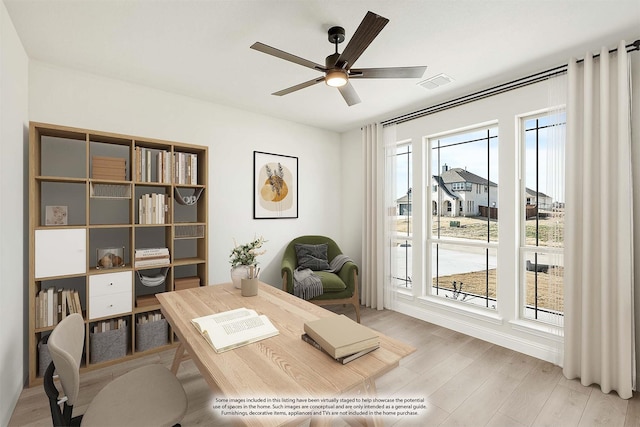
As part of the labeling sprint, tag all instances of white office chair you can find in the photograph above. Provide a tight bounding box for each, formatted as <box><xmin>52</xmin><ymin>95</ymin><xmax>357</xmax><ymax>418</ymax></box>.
<box><xmin>44</xmin><ymin>313</ymin><xmax>188</xmax><ymax>426</ymax></box>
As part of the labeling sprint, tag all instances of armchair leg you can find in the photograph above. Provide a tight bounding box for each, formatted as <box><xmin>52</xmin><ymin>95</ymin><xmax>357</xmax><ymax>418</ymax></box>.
<box><xmin>353</xmin><ymin>302</ymin><xmax>361</xmax><ymax>324</ymax></box>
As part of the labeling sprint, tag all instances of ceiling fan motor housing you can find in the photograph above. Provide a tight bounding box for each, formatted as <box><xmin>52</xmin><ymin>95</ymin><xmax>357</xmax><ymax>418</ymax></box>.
<box><xmin>328</xmin><ymin>26</ymin><xmax>345</xmax><ymax>44</ymax></box>
<box><xmin>326</xmin><ymin>52</ymin><xmax>341</xmax><ymax>69</ymax></box>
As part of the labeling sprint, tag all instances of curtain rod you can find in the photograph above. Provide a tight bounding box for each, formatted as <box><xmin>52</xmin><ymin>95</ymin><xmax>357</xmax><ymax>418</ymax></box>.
<box><xmin>381</xmin><ymin>39</ymin><xmax>640</xmax><ymax>127</ymax></box>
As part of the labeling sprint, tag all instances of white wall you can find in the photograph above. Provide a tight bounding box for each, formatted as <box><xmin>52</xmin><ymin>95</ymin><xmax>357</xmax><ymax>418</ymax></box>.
<box><xmin>0</xmin><ymin>1</ymin><xmax>29</xmax><ymax>424</ymax></box>
<box><xmin>28</xmin><ymin>61</ymin><xmax>345</xmax><ymax>287</ymax></box>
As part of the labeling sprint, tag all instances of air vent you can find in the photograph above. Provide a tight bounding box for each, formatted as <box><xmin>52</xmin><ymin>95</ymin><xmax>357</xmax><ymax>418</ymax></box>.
<box><xmin>418</xmin><ymin>73</ymin><xmax>454</xmax><ymax>90</ymax></box>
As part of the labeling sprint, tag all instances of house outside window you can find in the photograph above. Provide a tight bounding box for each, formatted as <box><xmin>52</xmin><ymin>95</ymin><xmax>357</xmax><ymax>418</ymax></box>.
<box><xmin>429</xmin><ymin>126</ymin><xmax>499</xmax><ymax>309</ymax></box>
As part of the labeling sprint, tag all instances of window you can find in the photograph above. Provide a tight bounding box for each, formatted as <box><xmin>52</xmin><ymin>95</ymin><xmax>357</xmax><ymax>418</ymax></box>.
<box><xmin>520</xmin><ymin>111</ymin><xmax>565</xmax><ymax>326</ymax></box>
<box><xmin>392</xmin><ymin>143</ymin><xmax>412</xmax><ymax>289</ymax></box>
<box><xmin>452</xmin><ymin>182</ymin><xmax>472</xmax><ymax>191</ymax></box>
<box><xmin>429</xmin><ymin>126</ymin><xmax>499</xmax><ymax>309</ymax></box>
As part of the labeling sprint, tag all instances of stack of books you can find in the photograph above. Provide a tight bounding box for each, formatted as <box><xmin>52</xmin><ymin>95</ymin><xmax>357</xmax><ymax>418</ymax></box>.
<box><xmin>36</xmin><ymin>288</ymin><xmax>82</xmax><ymax>328</ymax></box>
<box><xmin>138</xmin><ymin>193</ymin><xmax>169</xmax><ymax>224</ymax></box>
<box><xmin>135</xmin><ymin>247</ymin><xmax>170</xmax><ymax>268</ymax></box>
<box><xmin>175</xmin><ymin>276</ymin><xmax>201</xmax><ymax>291</ymax></box>
<box><xmin>173</xmin><ymin>152</ymin><xmax>198</xmax><ymax>185</ymax></box>
<box><xmin>136</xmin><ymin>294</ymin><xmax>159</xmax><ymax>307</ymax></box>
<box><xmin>302</xmin><ymin>315</ymin><xmax>380</xmax><ymax>364</ymax></box>
<box><xmin>92</xmin><ymin>318</ymin><xmax>127</xmax><ymax>334</ymax></box>
<box><xmin>92</xmin><ymin>156</ymin><xmax>126</xmax><ymax>180</ymax></box>
<box><xmin>135</xmin><ymin>147</ymin><xmax>172</xmax><ymax>183</ymax></box>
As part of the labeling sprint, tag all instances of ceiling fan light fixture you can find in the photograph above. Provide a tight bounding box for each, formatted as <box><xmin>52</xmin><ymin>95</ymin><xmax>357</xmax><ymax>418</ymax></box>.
<box><xmin>325</xmin><ymin>69</ymin><xmax>348</xmax><ymax>87</ymax></box>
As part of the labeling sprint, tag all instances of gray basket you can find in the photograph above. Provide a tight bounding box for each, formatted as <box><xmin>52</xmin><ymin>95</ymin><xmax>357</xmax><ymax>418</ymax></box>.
<box><xmin>38</xmin><ymin>336</ymin><xmax>52</xmax><ymax>377</ymax></box>
<box><xmin>136</xmin><ymin>318</ymin><xmax>168</xmax><ymax>352</ymax></box>
<box><xmin>90</xmin><ymin>327</ymin><xmax>127</xmax><ymax>364</ymax></box>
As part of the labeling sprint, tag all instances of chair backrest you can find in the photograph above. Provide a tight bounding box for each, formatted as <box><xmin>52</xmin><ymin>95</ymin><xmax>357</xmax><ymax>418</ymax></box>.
<box><xmin>47</xmin><ymin>313</ymin><xmax>85</xmax><ymax>406</ymax></box>
<box><xmin>284</xmin><ymin>235</ymin><xmax>343</xmax><ymax>267</ymax></box>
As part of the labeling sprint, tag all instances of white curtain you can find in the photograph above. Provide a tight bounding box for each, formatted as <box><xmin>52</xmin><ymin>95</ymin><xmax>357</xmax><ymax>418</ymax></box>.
<box><xmin>361</xmin><ymin>123</ymin><xmax>397</xmax><ymax>309</ymax></box>
<box><xmin>563</xmin><ymin>41</ymin><xmax>635</xmax><ymax>399</ymax></box>
<box><xmin>361</xmin><ymin>123</ymin><xmax>385</xmax><ymax>309</ymax></box>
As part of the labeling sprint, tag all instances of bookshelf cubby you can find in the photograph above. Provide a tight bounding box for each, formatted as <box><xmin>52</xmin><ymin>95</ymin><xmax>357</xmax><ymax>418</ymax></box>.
<box><xmin>28</xmin><ymin>122</ymin><xmax>208</xmax><ymax>386</ymax></box>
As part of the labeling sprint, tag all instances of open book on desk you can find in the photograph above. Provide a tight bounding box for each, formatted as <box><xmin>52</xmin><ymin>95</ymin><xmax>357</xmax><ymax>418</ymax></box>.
<box><xmin>191</xmin><ymin>307</ymin><xmax>279</xmax><ymax>353</ymax></box>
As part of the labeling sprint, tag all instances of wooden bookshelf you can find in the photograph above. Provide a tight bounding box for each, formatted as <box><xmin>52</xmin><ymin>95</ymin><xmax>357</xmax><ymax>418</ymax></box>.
<box><xmin>27</xmin><ymin>122</ymin><xmax>208</xmax><ymax>386</ymax></box>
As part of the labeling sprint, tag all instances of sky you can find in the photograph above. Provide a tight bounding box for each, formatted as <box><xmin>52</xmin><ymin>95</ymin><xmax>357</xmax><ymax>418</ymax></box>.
<box><xmin>394</xmin><ymin>115</ymin><xmax>566</xmax><ymax>203</ymax></box>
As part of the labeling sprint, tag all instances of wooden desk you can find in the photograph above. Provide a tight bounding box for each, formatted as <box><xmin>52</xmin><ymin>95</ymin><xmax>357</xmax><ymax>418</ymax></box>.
<box><xmin>158</xmin><ymin>282</ymin><xmax>414</xmax><ymax>427</ymax></box>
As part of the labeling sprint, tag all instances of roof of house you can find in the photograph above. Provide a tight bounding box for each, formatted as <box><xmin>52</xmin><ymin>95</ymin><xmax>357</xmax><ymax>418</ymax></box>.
<box><xmin>440</xmin><ymin>168</ymin><xmax>497</xmax><ymax>187</ymax></box>
<box><xmin>432</xmin><ymin>175</ymin><xmax>459</xmax><ymax>200</ymax></box>
<box><xmin>525</xmin><ymin>187</ymin><xmax>551</xmax><ymax>198</ymax></box>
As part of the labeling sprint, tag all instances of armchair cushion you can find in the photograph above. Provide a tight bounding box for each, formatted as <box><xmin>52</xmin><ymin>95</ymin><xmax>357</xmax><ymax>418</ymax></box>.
<box><xmin>314</xmin><ymin>271</ymin><xmax>347</xmax><ymax>293</ymax></box>
<box><xmin>295</xmin><ymin>243</ymin><xmax>330</xmax><ymax>270</ymax></box>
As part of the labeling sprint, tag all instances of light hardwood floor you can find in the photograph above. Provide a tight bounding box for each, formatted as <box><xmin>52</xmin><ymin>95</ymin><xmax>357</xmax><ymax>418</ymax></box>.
<box><xmin>9</xmin><ymin>306</ymin><xmax>640</xmax><ymax>426</ymax></box>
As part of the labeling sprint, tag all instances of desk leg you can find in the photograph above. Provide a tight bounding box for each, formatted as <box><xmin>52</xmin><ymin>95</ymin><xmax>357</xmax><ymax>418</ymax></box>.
<box><xmin>342</xmin><ymin>378</ymin><xmax>383</xmax><ymax>427</ymax></box>
<box><xmin>362</xmin><ymin>378</ymin><xmax>384</xmax><ymax>427</ymax></box>
<box><xmin>308</xmin><ymin>416</ymin><xmax>332</xmax><ymax>427</ymax></box>
<box><xmin>171</xmin><ymin>342</ymin><xmax>187</xmax><ymax>375</ymax></box>
<box><xmin>310</xmin><ymin>378</ymin><xmax>383</xmax><ymax>427</ymax></box>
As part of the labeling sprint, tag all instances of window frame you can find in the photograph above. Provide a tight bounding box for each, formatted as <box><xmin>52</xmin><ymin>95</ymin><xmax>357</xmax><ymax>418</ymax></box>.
<box><xmin>425</xmin><ymin>123</ymin><xmax>499</xmax><ymax>311</ymax></box>
<box><xmin>517</xmin><ymin>108</ymin><xmax>566</xmax><ymax>327</ymax></box>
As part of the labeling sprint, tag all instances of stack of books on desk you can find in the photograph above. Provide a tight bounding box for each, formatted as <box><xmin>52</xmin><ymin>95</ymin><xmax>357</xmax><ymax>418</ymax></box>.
<box><xmin>302</xmin><ymin>315</ymin><xmax>380</xmax><ymax>364</ymax></box>
<box><xmin>135</xmin><ymin>247</ymin><xmax>170</xmax><ymax>268</ymax></box>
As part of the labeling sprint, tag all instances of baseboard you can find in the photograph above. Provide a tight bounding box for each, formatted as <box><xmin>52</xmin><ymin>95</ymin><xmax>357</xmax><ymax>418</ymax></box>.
<box><xmin>392</xmin><ymin>298</ymin><xmax>563</xmax><ymax>366</ymax></box>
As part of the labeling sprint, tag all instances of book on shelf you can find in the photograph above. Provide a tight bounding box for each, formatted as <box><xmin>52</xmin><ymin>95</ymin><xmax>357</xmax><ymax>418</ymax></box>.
<box><xmin>191</xmin><ymin>307</ymin><xmax>279</xmax><ymax>353</ymax></box>
<box><xmin>92</xmin><ymin>156</ymin><xmax>126</xmax><ymax>180</ymax></box>
<box><xmin>134</xmin><ymin>248</ymin><xmax>170</xmax><ymax>267</ymax></box>
<box><xmin>301</xmin><ymin>333</ymin><xmax>379</xmax><ymax>364</ymax></box>
<box><xmin>138</xmin><ymin>193</ymin><xmax>168</xmax><ymax>224</ymax></box>
<box><xmin>135</xmin><ymin>247</ymin><xmax>170</xmax><ymax>257</ymax></box>
<box><xmin>136</xmin><ymin>294</ymin><xmax>159</xmax><ymax>307</ymax></box>
<box><xmin>92</xmin><ymin>318</ymin><xmax>127</xmax><ymax>334</ymax></box>
<box><xmin>35</xmin><ymin>288</ymin><xmax>82</xmax><ymax>328</ymax></box>
<box><xmin>173</xmin><ymin>152</ymin><xmax>198</xmax><ymax>185</ymax></box>
<box><xmin>137</xmin><ymin>312</ymin><xmax>163</xmax><ymax>324</ymax></box>
<box><xmin>135</xmin><ymin>257</ymin><xmax>170</xmax><ymax>268</ymax></box>
<box><xmin>174</xmin><ymin>276</ymin><xmax>200</xmax><ymax>291</ymax></box>
<box><xmin>135</xmin><ymin>148</ymin><xmax>172</xmax><ymax>183</ymax></box>
<box><xmin>303</xmin><ymin>315</ymin><xmax>379</xmax><ymax>359</ymax></box>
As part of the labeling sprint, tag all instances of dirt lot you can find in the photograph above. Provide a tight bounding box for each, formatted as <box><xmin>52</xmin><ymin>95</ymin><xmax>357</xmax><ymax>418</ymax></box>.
<box><xmin>434</xmin><ymin>268</ymin><xmax>564</xmax><ymax>311</ymax></box>
<box><xmin>397</xmin><ymin>215</ymin><xmax>564</xmax><ymax>311</ymax></box>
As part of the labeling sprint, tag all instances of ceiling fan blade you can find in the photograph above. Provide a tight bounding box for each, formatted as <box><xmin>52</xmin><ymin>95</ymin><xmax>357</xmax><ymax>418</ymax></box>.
<box><xmin>273</xmin><ymin>77</ymin><xmax>325</xmax><ymax>96</ymax></box>
<box><xmin>349</xmin><ymin>66</ymin><xmax>427</xmax><ymax>79</ymax></box>
<box><xmin>335</xmin><ymin>11</ymin><xmax>389</xmax><ymax>69</ymax></box>
<box><xmin>338</xmin><ymin>82</ymin><xmax>361</xmax><ymax>106</ymax></box>
<box><xmin>250</xmin><ymin>42</ymin><xmax>326</xmax><ymax>72</ymax></box>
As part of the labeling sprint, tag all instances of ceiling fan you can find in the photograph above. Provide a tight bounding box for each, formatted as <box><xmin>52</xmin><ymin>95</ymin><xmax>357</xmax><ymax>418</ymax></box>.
<box><xmin>250</xmin><ymin>11</ymin><xmax>427</xmax><ymax>106</ymax></box>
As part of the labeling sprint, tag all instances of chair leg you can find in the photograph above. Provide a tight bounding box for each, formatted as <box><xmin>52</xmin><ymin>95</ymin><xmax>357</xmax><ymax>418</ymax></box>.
<box><xmin>353</xmin><ymin>302</ymin><xmax>361</xmax><ymax>324</ymax></box>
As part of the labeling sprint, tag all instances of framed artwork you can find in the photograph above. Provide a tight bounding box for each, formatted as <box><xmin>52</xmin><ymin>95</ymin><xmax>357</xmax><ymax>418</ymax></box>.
<box><xmin>45</xmin><ymin>205</ymin><xmax>68</xmax><ymax>225</ymax></box>
<box><xmin>253</xmin><ymin>151</ymin><xmax>298</xmax><ymax>219</ymax></box>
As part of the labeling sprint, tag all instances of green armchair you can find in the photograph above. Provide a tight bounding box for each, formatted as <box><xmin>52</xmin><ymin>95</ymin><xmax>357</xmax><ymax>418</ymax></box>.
<box><xmin>281</xmin><ymin>235</ymin><xmax>360</xmax><ymax>323</ymax></box>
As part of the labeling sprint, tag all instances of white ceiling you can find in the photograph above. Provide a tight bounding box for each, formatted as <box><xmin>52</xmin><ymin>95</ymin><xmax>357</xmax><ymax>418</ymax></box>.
<box><xmin>4</xmin><ymin>0</ymin><xmax>639</xmax><ymax>133</ymax></box>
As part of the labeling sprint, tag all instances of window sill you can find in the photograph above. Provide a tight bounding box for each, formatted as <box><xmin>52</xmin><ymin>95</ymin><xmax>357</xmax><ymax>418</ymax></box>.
<box><xmin>415</xmin><ymin>295</ymin><xmax>504</xmax><ymax>325</ymax></box>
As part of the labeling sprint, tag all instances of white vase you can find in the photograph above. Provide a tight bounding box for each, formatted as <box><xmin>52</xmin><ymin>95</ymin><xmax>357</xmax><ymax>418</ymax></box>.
<box><xmin>230</xmin><ymin>265</ymin><xmax>251</xmax><ymax>289</ymax></box>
